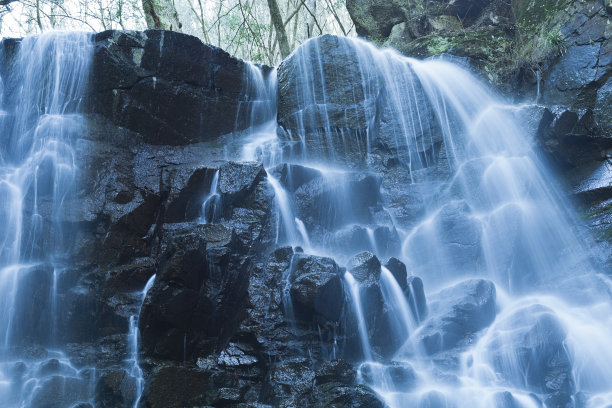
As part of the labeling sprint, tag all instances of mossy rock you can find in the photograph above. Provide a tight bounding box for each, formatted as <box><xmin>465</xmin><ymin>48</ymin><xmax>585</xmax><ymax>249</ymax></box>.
<box><xmin>390</xmin><ymin>25</ymin><xmax>517</xmax><ymax>89</ymax></box>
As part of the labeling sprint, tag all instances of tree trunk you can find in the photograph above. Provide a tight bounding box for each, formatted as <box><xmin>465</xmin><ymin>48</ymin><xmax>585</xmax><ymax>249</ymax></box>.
<box><xmin>141</xmin><ymin>0</ymin><xmax>182</xmax><ymax>31</ymax></box>
<box><xmin>267</xmin><ymin>0</ymin><xmax>291</xmax><ymax>59</ymax></box>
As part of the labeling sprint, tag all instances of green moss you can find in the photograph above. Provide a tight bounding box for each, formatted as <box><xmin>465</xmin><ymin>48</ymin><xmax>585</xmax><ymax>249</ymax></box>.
<box><xmin>582</xmin><ymin>204</ymin><xmax>612</xmax><ymax>219</ymax></box>
<box><xmin>426</xmin><ymin>36</ymin><xmax>457</xmax><ymax>54</ymax></box>
<box><xmin>514</xmin><ymin>0</ymin><xmax>572</xmax><ymax>64</ymax></box>
<box><xmin>515</xmin><ymin>0</ymin><xmax>571</xmax><ymax>31</ymax></box>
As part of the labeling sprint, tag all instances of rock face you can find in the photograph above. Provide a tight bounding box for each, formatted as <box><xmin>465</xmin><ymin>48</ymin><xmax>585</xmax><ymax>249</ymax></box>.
<box><xmin>482</xmin><ymin>305</ymin><xmax>574</xmax><ymax>406</ymax></box>
<box><xmin>277</xmin><ymin>34</ymin><xmax>441</xmax><ymax>168</ymax></box>
<box><xmin>89</xmin><ymin>30</ymin><xmax>266</xmax><ymax>145</ymax></box>
<box><xmin>346</xmin><ymin>0</ymin><xmax>611</xmax><ymax>104</ymax></box>
<box><xmin>345</xmin><ymin>0</ymin><xmax>611</xmax><ymax>270</ymax></box>
<box><xmin>416</xmin><ymin>279</ymin><xmax>497</xmax><ymax>354</ymax></box>
<box><xmin>23</xmin><ymin>29</ymin><xmax>384</xmax><ymax>408</ymax></box>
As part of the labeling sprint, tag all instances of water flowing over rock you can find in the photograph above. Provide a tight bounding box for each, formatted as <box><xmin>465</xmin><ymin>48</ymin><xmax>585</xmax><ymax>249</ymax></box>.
<box><xmin>0</xmin><ymin>7</ymin><xmax>611</xmax><ymax>407</ymax></box>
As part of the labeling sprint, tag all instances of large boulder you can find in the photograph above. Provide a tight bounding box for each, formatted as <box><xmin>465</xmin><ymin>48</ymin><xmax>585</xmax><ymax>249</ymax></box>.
<box><xmin>479</xmin><ymin>304</ymin><xmax>574</xmax><ymax>406</ymax></box>
<box><xmin>293</xmin><ymin>172</ymin><xmax>381</xmax><ymax>231</ymax></box>
<box><xmin>277</xmin><ymin>35</ymin><xmax>442</xmax><ymax>167</ymax></box>
<box><xmin>347</xmin><ymin>251</ymin><xmax>381</xmax><ymax>283</ymax></box>
<box><xmin>278</xmin><ymin>35</ymin><xmax>379</xmax><ymax>132</ymax></box>
<box><xmin>289</xmin><ymin>254</ymin><xmax>344</xmax><ymax>320</ymax></box>
<box><xmin>346</xmin><ymin>0</ymin><xmax>407</xmax><ymax>40</ymax></box>
<box><xmin>416</xmin><ymin>279</ymin><xmax>496</xmax><ymax>354</ymax></box>
<box><xmin>89</xmin><ymin>30</ymin><xmax>269</xmax><ymax>145</ymax></box>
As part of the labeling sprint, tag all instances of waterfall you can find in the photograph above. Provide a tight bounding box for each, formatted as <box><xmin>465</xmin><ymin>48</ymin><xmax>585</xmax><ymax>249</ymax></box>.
<box><xmin>0</xmin><ymin>32</ymin><xmax>95</xmax><ymax>408</ymax></box>
<box><xmin>199</xmin><ymin>169</ymin><xmax>221</xmax><ymax>224</ymax></box>
<box><xmin>1</xmin><ymin>30</ymin><xmax>608</xmax><ymax>407</ymax></box>
<box><xmin>240</xmin><ymin>35</ymin><xmax>612</xmax><ymax>408</ymax></box>
<box><xmin>127</xmin><ymin>274</ymin><xmax>156</xmax><ymax>408</ymax></box>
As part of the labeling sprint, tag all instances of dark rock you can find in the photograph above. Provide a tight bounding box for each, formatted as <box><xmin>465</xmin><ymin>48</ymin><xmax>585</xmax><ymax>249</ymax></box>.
<box><xmin>217</xmin><ymin>161</ymin><xmax>267</xmax><ymax>211</ymax></box>
<box><xmin>139</xmin><ymin>224</ymin><xmax>234</xmax><ymax>360</ymax></box>
<box><xmin>289</xmin><ymin>254</ymin><xmax>342</xmax><ymax>318</ymax></box>
<box><xmin>269</xmin><ymin>163</ymin><xmax>323</xmax><ymax>193</ymax></box>
<box><xmin>315</xmin><ymin>360</ymin><xmax>356</xmax><ymax>385</ymax></box>
<box><xmin>406</xmin><ymin>275</ymin><xmax>428</xmax><ymax>322</ymax></box>
<box><xmin>95</xmin><ymin>369</ymin><xmax>137</xmax><ymax>408</ymax></box>
<box><xmin>485</xmin><ymin>304</ymin><xmax>573</xmax><ymax>405</ymax></box>
<box><xmin>345</xmin><ymin>0</ymin><xmax>406</xmax><ymax>40</ymax></box>
<box><xmin>543</xmin><ymin>43</ymin><xmax>602</xmax><ymax>108</ymax></box>
<box><xmin>384</xmin><ymin>257</ymin><xmax>408</xmax><ymax>289</ymax></box>
<box><xmin>347</xmin><ymin>251</ymin><xmax>381</xmax><ymax>283</ymax></box>
<box><xmin>142</xmin><ymin>366</ymin><xmax>212</xmax><ymax>408</ymax></box>
<box><xmin>269</xmin><ymin>359</ymin><xmax>315</xmax><ymax>406</ymax></box>
<box><xmin>594</xmin><ymin>76</ymin><xmax>612</xmax><ymax>134</ymax></box>
<box><xmin>293</xmin><ymin>172</ymin><xmax>381</xmax><ymax>230</ymax></box>
<box><xmin>308</xmin><ymin>383</ymin><xmax>385</xmax><ymax>408</ymax></box>
<box><xmin>90</xmin><ymin>30</ymin><xmax>267</xmax><ymax>145</ymax></box>
<box><xmin>417</xmin><ymin>279</ymin><xmax>496</xmax><ymax>354</ymax></box>
<box><xmin>534</xmin><ymin>105</ymin><xmax>612</xmax><ymax>171</ymax></box>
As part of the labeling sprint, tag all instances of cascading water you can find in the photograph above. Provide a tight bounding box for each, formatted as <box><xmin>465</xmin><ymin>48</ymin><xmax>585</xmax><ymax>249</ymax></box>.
<box><xmin>127</xmin><ymin>274</ymin><xmax>156</xmax><ymax>408</ymax></box>
<box><xmin>2</xmin><ymin>29</ymin><xmax>607</xmax><ymax>407</ymax></box>
<box><xmin>238</xmin><ymin>35</ymin><xmax>612</xmax><ymax>408</ymax></box>
<box><xmin>0</xmin><ymin>32</ymin><xmax>95</xmax><ymax>407</ymax></box>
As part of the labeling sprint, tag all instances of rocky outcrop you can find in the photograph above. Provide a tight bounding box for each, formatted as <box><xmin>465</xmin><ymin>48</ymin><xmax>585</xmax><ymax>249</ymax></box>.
<box><xmin>346</xmin><ymin>0</ymin><xmax>611</xmax><ymax>269</ymax></box>
<box><xmin>415</xmin><ymin>279</ymin><xmax>497</xmax><ymax>354</ymax></box>
<box><xmin>346</xmin><ymin>0</ymin><xmax>611</xmax><ymax>103</ymax></box>
<box><xmin>25</xmin><ymin>29</ymin><xmax>383</xmax><ymax>408</ymax></box>
<box><xmin>483</xmin><ymin>304</ymin><xmax>574</xmax><ymax>406</ymax></box>
<box><xmin>88</xmin><ymin>30</ymin><xmax>266</xmax><ymax>145</ymax></box>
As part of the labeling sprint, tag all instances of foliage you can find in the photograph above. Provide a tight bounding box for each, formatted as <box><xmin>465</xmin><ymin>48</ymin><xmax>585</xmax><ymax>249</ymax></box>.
<box><xmin>0</xmin><ymin>0</ymin><xmax>354</xmax><ymax>65</ymax></box>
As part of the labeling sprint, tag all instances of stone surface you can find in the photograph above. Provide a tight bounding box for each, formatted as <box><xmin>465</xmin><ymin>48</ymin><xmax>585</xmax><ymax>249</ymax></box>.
<box><xmin>89</xmin><ymin>30</ymin><xmax>269</xmax><ymax>145</ymax></box>
<box><xmin>484</xmin><ymin>304</ymin><xmax>574</xmax><ymax>406</ymax></box>
<box><xmin>416</xmin><ymin>279</ymin><xmax>496</xmax><ymax>354</ymax></box>
<box><xmin>289</xmin><ymin>254</ymin><xmax>342</xmax><ymax>318</ymax></box>
<box><xmin>347</xmin><ymin>251</ymin><xmax>381</xmax><ymax>283</ymax></box>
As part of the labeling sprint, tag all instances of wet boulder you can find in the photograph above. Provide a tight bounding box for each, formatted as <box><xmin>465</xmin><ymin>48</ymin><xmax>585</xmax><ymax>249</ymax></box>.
<box><xmin>594</xmin><ymin>76</ymin><xmax>612</xmax><ymax>135</ymax></box>
<box><xmin>269</xmin><ymin>359</ymin><xmax>316</xmax><ymax>407</ymax></box>
<box><xmin>217</xmin><ymin>161</ymin><xmax>266</xmax><ymax>207</ymax></box>
<box><xmin>269</xmin><ymin>163</ymin><xmax>323</xmax><ymax>193</ymax></box>
<box><xmin>293</xmin><ymin>172</ymin><xmax>381</xmax><ymax>231</ymax></box>
<box><xmin>315</xmin><ymin>360</ymin><xmax>356</xmax><ymax>385</ymax></box>
<box><xmin>483</xmin><ymin>304</ymin><xmax>574</xmax><ymax>406</ymax></box>
<box><xmin>533</xmin><ymin>105</ymin><xmax>611</xmax><ymax>170</ymax></box>
<box><xmin>345</xmin><ymin>0</ymin><xmax>406</xmax><ymax>39</ymax></box>
<box><xmin>416</xmin><ymin>279</ymin><xmax>496</xmax><ymax>354</ymax></box>
<box><xmin>140</xmin><ymin>223</ymin><xmax>249</xmax><ymax>360</ymax></box>
<box><xmin>89</xmin><ymin>30</ymin><xmax>264</xmax><ymax>145</ymax></box>
<box><xmin>94</xmin><ymin>369</ymin><xmax>137</xmax><ymax>408</ymax></box>
<box><xmin>406</xmin><ymin>275</ymin><xmax>428</xmax><ymax>322</ymax></box>
<box><xmin>289</xmin><ymin>254</ymin><xmax>344</xmax><ymax>321</ymax></box>
<box><xmin>308</xmin><ymin>382</ymin><xmax>385</xmax><ymax>408</ymax></box>
<box><xmin>384</xmin><ymin>257</ymin><xmax>408</xmax><ymax>289</ymax></box>
<box><xmin>278</xmin><ymin>35</ymin><xmax>380</xmax><ymax>132</ymax></box>
<box><xmin>347</xmin><ymin>251</ymin><xmax>381</xmax><ymax>283</ymax></box>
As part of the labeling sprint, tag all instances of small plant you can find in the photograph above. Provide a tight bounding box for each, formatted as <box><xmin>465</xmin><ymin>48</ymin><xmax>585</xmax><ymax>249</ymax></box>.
<box><xmin>545</xmin><ymin>29</ymin><xmax>567</xmax><ymax>56</ymax></box>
